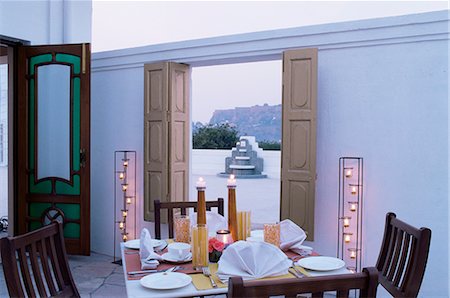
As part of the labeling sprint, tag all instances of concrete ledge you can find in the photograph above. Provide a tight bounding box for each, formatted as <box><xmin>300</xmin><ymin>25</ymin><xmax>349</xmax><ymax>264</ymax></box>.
<box><xmin>229</xmin><ymin>165</ymin><xmax>255</xmax><ymax>169</ymax></box>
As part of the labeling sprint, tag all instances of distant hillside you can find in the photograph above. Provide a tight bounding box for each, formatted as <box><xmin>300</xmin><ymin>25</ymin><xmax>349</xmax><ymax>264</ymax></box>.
<box><xmin>209</xmin><ymin>104</ymin><xmax>281</xmax><ymax>142</ymax></box>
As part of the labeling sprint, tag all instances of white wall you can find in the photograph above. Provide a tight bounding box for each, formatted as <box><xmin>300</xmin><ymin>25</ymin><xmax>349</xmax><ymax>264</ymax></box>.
<box><xmin>0</xmin><ymin>0</ymin><xmax>92</xmax><ymax>44</ymax></box>
<box><xmin>91</xmin><ymin>11</ymin><xmax>449</xmax><ymax>296</ymax></box>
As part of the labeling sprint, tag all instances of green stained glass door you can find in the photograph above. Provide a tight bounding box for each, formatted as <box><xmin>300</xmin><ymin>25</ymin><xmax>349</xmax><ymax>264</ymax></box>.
<box><xmin>17</xmin><ymin>44</ymin><xmax>90</xmax><ymax>255</ymax></box>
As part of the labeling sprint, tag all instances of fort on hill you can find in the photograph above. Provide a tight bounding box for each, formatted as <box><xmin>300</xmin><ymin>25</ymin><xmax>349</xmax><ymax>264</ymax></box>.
<box><xmin>209</xmin><ymin>103</ymin><xmax>281</xmax><ymax>142</ymax></box>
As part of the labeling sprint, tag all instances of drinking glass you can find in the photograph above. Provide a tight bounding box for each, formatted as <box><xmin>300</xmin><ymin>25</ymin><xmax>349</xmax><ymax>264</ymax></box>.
<box><xmin>264</xmin><ymin>223</ymin><xmax>280</xmax><ymax>247</ymax></box>
<box><xmin>174</xmin><ymin>214</ymin><xmax>190</xmax><ymax>243</ymax></box>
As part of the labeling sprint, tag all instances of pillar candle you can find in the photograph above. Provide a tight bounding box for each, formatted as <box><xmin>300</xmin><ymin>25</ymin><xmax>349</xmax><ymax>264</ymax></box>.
<box><xmin>227</xmin><ymin>176</ymin><xmax>238</xmax><ymax>242</ymax></box>
<box><xmin>196</xmin><ymin>177</ymin><xmax>207</xmax><ymax>225</ymax></box>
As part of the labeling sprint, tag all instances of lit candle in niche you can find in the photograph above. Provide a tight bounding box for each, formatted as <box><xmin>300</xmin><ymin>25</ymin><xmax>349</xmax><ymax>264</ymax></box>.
<box><xmin>123</xmin><ymin>160</ymin><xmax>129</xmax><ymax>167</ymax></box>
<box><xmin>119</xmin><ymin>222</ymin><xmax>124</xmax><ymax>230</ymax></box>
<box><xmin>122</xmin><ymin>184</ymin><xmax>128</xmax><ymax>192</ymax></box>
<box><xmin>126</xmin><ymin>197</ymin><xmax>132</xmax><ymax>204</ymax></box>
<box><xmin>345</xmin><ymin>168</ymin><xmax>353</xmax><ymax>178</ymax></box>
<box><xmin>349</xmin><ymin>248</ymin><xmax>357</xmax><ymax>259</ymax></box>
<box><xmin>122</xmin><ymin>210</ymin><xmax>128</xmax><ymax>217</ymax></box>
<box><xmin>343</xmin><ymin>216</ymin><xmax>351</xmax><ymax>228</ymax></box>
<box><xmin>348</xmin><ymin>202</ymin><xmax>358</xmax><ymax>212</ymax></box>
<box><xmin>351</xmin><ymin>185</ymin><xmax>357</xmax><ymax>195</ymax></box>
<box><xmin>119</xmin><ymin>172</ymin><xmax>125</xmax><ymax>180</ymax></box>
<box><xmin>344</xmin><ymin>232</ymin><xmax>352</xmax><ymax>243</ymax></box>
<box><xmin>122</xmin><ymin>234</ymin><xmax>128</xmax><ymax>241</ymax></box>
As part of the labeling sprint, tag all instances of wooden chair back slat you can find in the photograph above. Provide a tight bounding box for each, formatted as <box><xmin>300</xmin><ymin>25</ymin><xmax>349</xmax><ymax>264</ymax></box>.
<box><xmin>167</xmin><ymin>208</ymin><xmax>174</xmax><ymax>238</ymax></box>
<box><xmin>228</xmin><ymin>267</ymin><xmax>378</xmax><ymax>298</ymax></box>
<box><xmin>382</xmin><ymin>226</ymin><xmax>397</xmax><ymax>276</ymax></box>
<box><xmin>18</xmin><ymin>247</ymin><xmax>36</xmax><ymax>297</ymax></box>
<box><xmin>38</xmin><ymin>238</ymin><xmax>58</xmax><ymax>296</ymax></box>
<box><xmin>0</xmin><ymin>222</ymin><xmax>80</xmax><ymax>298</ymax></box>
<box><xmin>376</xmin><ymin>212</ymin><xmax>431</xmax><ymax>298</ymax></box>
<box><xmin>154</xmin><ymin>198</ymin><xmax>224</xmax><ymax>239</ymax></box>
<box><xmin>29</xmin><ymin>241</ymin><xmax>48</xmax><ymax>297</ymax></box>
<box><xmin>48</xmin><ymin>235</ymin><xmax>65</xmax><ymax>291</ymax></box>
<box><xmin>337</xmin><ymin>289</ymin><xmax>350</xmax><ymax>298</ymax></box>
<box><xmin>387</xmin><ymin>229</ymin><xmax>404</xmax><ymax>281</ymax></box>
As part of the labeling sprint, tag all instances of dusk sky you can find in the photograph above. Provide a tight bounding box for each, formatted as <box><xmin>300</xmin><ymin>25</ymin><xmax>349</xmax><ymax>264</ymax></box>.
<box><xmin>92</xmin><ymin>1</ymin><xmax>448</xmax><ymax>123</ymax></box>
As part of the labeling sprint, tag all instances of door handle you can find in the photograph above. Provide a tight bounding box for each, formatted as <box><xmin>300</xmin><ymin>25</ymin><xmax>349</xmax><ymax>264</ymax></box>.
<box><xmin>80</xmin><ymin>149</ymin><xmax>87</xmax><ymax>168</ymax></box>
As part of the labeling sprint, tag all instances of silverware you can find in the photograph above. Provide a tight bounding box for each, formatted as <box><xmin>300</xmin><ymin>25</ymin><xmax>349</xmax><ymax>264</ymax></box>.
<box><xmin>128</xmin><ymin>269</ymin><xmax>165</xmax><ymax>275</ymax></box>
<box><xmin>202</xmin><ymin>267</ymin><xmax>217</xmax><ymax>288</ymax></box>
<box><xmin>290</xmin><ymin>262</ymin><xmax>305</xmax><ymax>278</ymax></box>
<box><xmin>128</xmin><ymin>266</ymin><xmax>183</xmax><ymax>276</ymax></box>
<box><xmin>155</xmin><ymin>241</ymin><xmax>168</xmax><ymax>253</ymax></box>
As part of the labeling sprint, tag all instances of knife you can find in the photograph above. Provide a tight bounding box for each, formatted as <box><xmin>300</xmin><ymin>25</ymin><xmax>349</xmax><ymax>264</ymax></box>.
<box><xmin>128</xmin><ymin>269</ymin><xmax>165</xmax><ymax>275</ymax></box>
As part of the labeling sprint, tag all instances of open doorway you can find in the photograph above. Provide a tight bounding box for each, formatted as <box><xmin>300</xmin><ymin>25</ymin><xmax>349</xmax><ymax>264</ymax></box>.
<box><xmin>190</xmin><ymin>60</ymin><xmax>282</xmax><ymax>226</ymax></box>
<box><xmin>0</xmin><ymin>42</ymin><xmax>13</xmax><ymax>237</ymax></box>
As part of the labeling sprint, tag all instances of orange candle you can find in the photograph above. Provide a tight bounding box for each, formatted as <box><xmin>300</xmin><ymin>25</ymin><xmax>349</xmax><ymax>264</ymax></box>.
<box><xmin>227</xmin><ymin>175</ymin><xmax>238</xmax><ymax>242</ymax></box>
<box><xmin>196</xmin><ymin>177</ymin><xmax>207</xmax><ymax>225</ymax></box>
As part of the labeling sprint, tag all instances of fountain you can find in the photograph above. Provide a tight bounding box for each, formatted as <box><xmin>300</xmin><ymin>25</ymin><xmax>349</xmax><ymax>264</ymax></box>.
<box><xmin>218</xmin><ymin>136</ymin><xmax>267</xmax><ymax>179</ymax></box>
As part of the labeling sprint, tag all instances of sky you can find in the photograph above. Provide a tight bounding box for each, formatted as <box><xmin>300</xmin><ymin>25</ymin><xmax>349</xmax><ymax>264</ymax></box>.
<box><xmin>92</xmin><ymin>1</ymin><xmax>448</xmax><ymax>123</ymax></box>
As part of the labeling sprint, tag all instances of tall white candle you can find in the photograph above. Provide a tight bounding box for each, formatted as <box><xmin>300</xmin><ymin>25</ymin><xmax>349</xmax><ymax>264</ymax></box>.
<box><xmin>196</xmin><ymin>177</ymin><xmax>206</xmax><ymax>188</ymax></box>
<box><xmin>227</xmin><ymin>174</ymin><xmax>236</xmax><ymax>187</ymax></box>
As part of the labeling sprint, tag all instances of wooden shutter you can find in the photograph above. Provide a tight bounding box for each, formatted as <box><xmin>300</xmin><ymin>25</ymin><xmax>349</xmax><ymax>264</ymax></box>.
<box><xmin>144</xmin><ymin>62</ymin><xmax>190</xmax><ymax>221</ymax></box>
<box><xmin>280</xmin><ymin>48</ymin><xmax>317</xmax><ymax>240</ymax></box>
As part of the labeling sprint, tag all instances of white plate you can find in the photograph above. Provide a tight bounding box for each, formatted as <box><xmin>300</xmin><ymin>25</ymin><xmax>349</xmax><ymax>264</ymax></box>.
<box><xmin>140</xmin><ymin>272</ymin><xmax>192</xmax><ymax>290</ymax></box>
<box><xmin>296</xmin><ymin>256</ymin><xmax>346</xmax><ymax>271</ymax></box>
<box><xmin>124</xmin><ymin>239</ymin><xmax>165</xmax><ymax>250</ymax></box>
<box><xmin>161</xmin><ymin>252</ymin><xmax>192</xmax><ymax>263</ymax></box>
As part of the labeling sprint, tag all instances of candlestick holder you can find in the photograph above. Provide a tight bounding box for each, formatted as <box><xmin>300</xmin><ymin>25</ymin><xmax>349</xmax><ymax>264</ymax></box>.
<box><xmin>337</xmin><ymin>157</ymin><xmax>363</xmax><ymax>272</ymax></box>
<box><xmin>227</xmin><ymin>183</ymin><xmax>238</xmax><ymax>242</ymax></box>
<box><xmin>113</xmin><ymin>150</ymin><xmax>136</xmax><ymax>264</ymax></box>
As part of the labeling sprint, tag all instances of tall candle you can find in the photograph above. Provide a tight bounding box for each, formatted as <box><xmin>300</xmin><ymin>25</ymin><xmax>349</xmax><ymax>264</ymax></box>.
<box><xmin>227</xmin><ymin>174</ymin><xmax>236</xmax><ymax>187</ymax></box>
<box><xmin>227</xmin><ymin>176</ymin><xmax>238</xmax><ymax>242</ymax></box>
<box><xmin>196</xmin><ymin>177</ymin><xmax>206</xmax><ymax>225</ymax></box>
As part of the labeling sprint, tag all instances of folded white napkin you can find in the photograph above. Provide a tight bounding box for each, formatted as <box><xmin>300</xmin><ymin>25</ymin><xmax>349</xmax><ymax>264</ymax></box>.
<box><xmin>280</xmin><ymin>219</ymin><xmax>312</xmax><ymax>256</ymax></box>
<box><xmin>216</xmin><ymin>241</ymin><xmax>291</xmax><ymax>283</ymax></box>
<box><xmin>139</xmin><ymin>228</ymin><xmax>162</xmax><ymax>270</ymax></box>
<box><xmin>190</xmin><ymin>211</ymin><xmax>227</xmax><ymax>235</ymax></box>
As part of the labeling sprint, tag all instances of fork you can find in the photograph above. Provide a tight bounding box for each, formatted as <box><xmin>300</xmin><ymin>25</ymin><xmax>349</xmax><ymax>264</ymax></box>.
<box><xmin>202</xmin><ymin>267</ymin><xmax>217</xmax><ymax>288</ymax></box>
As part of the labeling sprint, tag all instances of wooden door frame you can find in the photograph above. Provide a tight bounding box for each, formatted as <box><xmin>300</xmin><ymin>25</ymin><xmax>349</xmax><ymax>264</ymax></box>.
<box><xmin>13</xmin><ymin>42</ymin><xmax>91</xmax><ymax>255</ymax></box>
<box><xmin>0</xmin><ymin>35</ymin><xmax>30</xmax><ymax>236</ymax></box>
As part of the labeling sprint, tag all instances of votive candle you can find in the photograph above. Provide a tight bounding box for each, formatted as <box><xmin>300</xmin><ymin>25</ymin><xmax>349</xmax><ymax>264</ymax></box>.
<box><xmin>345</xmin><ymin>168</ymin><xmax>353</xmax><ymax>178</ymax></box>
<box><xmin>216</xmin><ymin>230</ymin><xmax>233</xmax><ymax>246</ymax></box>
<box><xmin>344</xmin><ymin>232</ymin><xmax>352</xmax><ymax>243</ymax></box>
<box><xmin>343</xmin><ymin>216</ymin><xmax>351</xmax><ymax>228</ymax></box>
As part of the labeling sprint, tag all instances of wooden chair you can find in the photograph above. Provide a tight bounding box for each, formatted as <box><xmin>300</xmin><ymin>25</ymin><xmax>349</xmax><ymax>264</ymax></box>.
<box><xmin>1</xmin><ymin>222</ymin><xmax>80</xmax><ymax>297</ymax></box>
<box><xmin>376</xmin><ymin>212</ymin><xmax>431</xmax><ymax>297</ymax></box>
<box><xmin>154</xmin><ymin>198</ymin><xmax>224</xmax><ymax>239</ymax></box>
<box><xmin>228</xmin><ymin>267</ymin><xmax>379</xmax><ymax>298</ymax></box>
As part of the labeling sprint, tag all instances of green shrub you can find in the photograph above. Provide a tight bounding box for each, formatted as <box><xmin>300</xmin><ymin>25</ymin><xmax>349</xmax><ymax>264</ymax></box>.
<box><xmin>193</xmin><ymin>123</ymin><xmax>239</xmax><ymax>149</ymax></box>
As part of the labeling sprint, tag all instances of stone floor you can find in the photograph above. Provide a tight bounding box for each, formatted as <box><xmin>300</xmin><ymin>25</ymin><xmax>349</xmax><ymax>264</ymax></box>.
<box><xmin>0</xmin><ymin>252</ymin><xmax>127</xmax><ymax>298</ymax></box>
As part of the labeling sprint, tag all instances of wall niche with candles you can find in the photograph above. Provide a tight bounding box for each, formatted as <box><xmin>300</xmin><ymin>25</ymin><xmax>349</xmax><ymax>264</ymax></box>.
<box><xmin>337</xmin><ymin>157</ymin><xmax>363</xmax><ymax>273</ymax></box>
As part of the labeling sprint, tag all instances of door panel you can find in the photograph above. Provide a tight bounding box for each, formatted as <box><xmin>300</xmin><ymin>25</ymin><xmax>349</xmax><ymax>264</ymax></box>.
<box><xmin>143</xmin><ymin>62</ymin><xmax>190</xmax><ymax>222</ymax></box>
<box><xmin>17</xmin><ymin>44</ymin><xmax>90</xmax><ymax>255</ymax></box>
<box><xmin>280</xmin><ymin>48</ymin><xmax>317</xmax><ymax>240</ymax></box>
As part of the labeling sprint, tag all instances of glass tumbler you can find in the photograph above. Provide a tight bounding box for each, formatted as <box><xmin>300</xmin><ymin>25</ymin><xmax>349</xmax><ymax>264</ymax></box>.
<box><xmin>174</xmin><ymin>214</ymin><xmax>190</xmax><ymax>243</ymax></box>
<box><xmin>264</xmin><ymin>223</ymin><xmax>280</xmax><ymax>247</ymax></box>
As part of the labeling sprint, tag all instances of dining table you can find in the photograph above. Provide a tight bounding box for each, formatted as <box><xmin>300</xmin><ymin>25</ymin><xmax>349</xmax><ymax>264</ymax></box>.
<box><xmin>121</xmin><ymin>240</ymin><xmax>352</xmax><ymax>298</ymax></box>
